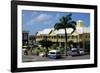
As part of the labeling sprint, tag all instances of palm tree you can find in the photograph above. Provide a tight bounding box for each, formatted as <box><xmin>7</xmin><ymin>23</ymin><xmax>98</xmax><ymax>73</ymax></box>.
<box><xmin>54</xmin><ymin>13</ymin><xmax>76</xmax><ymax>55</ymax></box>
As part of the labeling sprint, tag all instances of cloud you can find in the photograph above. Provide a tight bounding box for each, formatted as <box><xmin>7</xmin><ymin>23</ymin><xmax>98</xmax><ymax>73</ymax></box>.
<box><xmin>27</xmin><ymin>14</ymin><xmax>53</xmax><ymax>25</ymax></box>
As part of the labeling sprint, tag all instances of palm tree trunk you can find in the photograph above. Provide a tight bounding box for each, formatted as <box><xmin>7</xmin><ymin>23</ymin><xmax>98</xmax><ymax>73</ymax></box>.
<box><xmin>46</xmin><ymin>47</ymin><xmax>49</xmax><ymax>57</ymax></box>
<box><xmin>64</xmin><ymin>28</ymin><xmax>67</xmax><ymax>56</ymax></box>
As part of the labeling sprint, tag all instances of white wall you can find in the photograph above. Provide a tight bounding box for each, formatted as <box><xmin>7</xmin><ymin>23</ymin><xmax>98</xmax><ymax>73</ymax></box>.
<box><xmin>0</xmin><ymin>0</ymin><xmax>99</xmax><ymax>73</ymax></box>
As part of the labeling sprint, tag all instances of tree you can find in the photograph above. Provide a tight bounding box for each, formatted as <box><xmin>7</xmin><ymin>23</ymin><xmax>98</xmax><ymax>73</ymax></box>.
<box><xmin>68</xmin><ymin>41</ymin><xmax>74</xmax><ymax>49</ymax></box>
<box><xmin>54</xmin><ymin>13</ymin><xmax>76</xmax><ymax>55</ymax></box>
<box><xmin>51</xmin><ymin>44</ymin><xmax>58</xmax><ymax>50</ymax></box>
<box><xmin>39</xmin><ymin>38</ymin><xmax>52</xmax><ymax>57</ymax></box>
<box><xmin>84</xmin><ymin>41</ymin><xmax>90</xmax><ymax>54</ymax></box>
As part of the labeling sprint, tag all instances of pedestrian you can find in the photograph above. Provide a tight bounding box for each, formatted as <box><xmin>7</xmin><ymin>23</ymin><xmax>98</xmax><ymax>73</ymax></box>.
<box><xmin>24</xmin><ymin>49</ymin><xmax>28</xmax><ymax>55</ymax></box>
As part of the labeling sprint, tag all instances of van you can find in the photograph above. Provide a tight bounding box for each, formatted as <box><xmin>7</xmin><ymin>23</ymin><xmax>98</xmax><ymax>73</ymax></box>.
<box><xmin>48</xmin><ymin>50</ymin><xmax>61</xmax><ymax>59</ymax></box>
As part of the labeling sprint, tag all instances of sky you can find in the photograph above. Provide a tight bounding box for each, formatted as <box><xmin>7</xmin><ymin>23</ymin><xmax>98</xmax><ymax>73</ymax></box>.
<box><xmin>22</xmin><ymin>10</ymin><xmax>90</xmax><ymax>35</ymax></box>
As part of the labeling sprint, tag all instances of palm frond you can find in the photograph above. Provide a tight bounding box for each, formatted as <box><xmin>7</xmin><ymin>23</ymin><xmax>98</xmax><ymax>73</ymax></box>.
<box><xmin>54</xmin><ymin>23</ymin><xmax>65</xmax><ymax>30</ymax></box>
<box><xmin>66</xmin><ymin>13</ymin><xmax>72</xmax><ymax>22</ymax></box>
<box><xmin>54</xmin><ymin>13</ymin><xmax>76</xmax><ymax>34</ymax></box>
<box><xmin>66</xmin><ymin>13</ymin><xmax>72</xmax><ymax>17</ymax></box>
<box><xmin>68</xmin><ymin>21</ymin><xmax>76</xmax><ymax>26</ymax></box>
<box><xmin>67</xmin><ymin>21</ymin><xmax>76</xmax><ymax>34</ymax></box>
<box><xmin>60</xmin><ymin>16</ymin><xmax>66</xmax><ymax>24</ymax></box>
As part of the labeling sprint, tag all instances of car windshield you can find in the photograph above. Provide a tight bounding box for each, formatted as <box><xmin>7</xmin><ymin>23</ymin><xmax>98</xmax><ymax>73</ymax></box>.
<box><xmin>80</xmin><ymin>50</ymin><xmax>83</xmax><ymax>51</ymax></box>
<box><xmin>50</xmin><ymin>52</ymin><xmax>55</xmax><ymax>54</ymax></box>
<box><xmin>72</xmin><ymin>50</ymin><xmax>77</xmax><ymax>52</ymax></box>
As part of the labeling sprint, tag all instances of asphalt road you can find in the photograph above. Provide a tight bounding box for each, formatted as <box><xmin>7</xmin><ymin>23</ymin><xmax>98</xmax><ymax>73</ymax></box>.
<box><xmin>22</xmin><ymin>54</ymin><xmax>90</xmax><ymax>62</ymax></box>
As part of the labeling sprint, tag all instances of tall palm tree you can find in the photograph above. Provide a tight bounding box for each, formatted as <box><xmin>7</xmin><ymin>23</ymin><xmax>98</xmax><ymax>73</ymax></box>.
<box><xmin>54</xmin><ymin>13</ymin><xmax>76</xmax><ymax>55</ymax></box>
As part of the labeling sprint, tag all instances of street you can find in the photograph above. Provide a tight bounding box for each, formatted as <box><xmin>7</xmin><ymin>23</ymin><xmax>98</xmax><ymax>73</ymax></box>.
<box><xmin>22</xmin><ymin>54</ymin><xmax>90</xmax><ymax>62</ymax></box>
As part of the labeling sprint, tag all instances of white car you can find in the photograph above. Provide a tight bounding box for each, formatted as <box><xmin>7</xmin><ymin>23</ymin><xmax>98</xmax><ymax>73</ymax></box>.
<box><xmin>48</xmin><ymin>50</ymin><xmax>61</xmax><ymax>59</ymax></box>
<box><xmin>79</xmin><ymin>50</ymin><xmax>84</xmax><ymax>55</ymax></box>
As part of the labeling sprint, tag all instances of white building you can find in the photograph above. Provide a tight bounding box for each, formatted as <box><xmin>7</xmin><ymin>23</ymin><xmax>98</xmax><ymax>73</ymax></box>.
<box><xmin>36</xmin><ymin>20</ymin><xmax>90</xmax><ymax>48</ymax></box>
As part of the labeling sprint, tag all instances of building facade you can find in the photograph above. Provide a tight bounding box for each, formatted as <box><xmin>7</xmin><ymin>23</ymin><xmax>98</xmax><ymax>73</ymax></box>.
<box><xmin>35</xmin><ymin>20</ymin><xmax>90</xmax><ymax>49</ymax></box>
<box><xmin>22</xmin><ymin>31</ymin><xmax>29</xmax><ymax>46</ymax></box>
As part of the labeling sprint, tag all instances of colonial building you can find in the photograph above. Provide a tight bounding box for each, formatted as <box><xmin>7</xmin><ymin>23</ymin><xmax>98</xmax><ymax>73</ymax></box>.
<box><xmin>35</xmin><ymin>20</ymin><xmax>90</xmax><ymax>49</ymax></box>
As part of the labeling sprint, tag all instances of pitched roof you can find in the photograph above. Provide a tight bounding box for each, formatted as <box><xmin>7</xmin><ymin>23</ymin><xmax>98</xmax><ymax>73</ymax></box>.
<box><xmin>37</xmin><ymin>28</ymin><xmax>53</xmax><ymax>35</ymax></box>
<box><xmin>36</xmin><ymin>27</ymin><xmax>90</xmax><ymax>36</ymax></box>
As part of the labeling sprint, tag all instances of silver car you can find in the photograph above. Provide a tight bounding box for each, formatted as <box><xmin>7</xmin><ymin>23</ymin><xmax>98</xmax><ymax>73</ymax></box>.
<box><xmin>71</xmin><ymin>48</ymin><xmax>79</xmax><ymax>56</ymax></box>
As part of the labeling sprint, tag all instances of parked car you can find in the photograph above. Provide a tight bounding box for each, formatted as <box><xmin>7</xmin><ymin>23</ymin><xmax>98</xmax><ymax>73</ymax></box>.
<box><xmin>48</xmin><ymin>50</ymin><xmax>61</xmax><ymax>59</ymax></box>
<box><xmin>79</xmin><ymin>49</ymin><xmax>85</xmax><ymax>55</ymax></box>
<box><xmin>70</xmin><ymin>48</ymin><xmax>79</xmax><ymax>56</ymax></box>
<box><xmin>67</xmin><ymin>48</ymin><xmax>85</xmax><ymax>56</ymax></box>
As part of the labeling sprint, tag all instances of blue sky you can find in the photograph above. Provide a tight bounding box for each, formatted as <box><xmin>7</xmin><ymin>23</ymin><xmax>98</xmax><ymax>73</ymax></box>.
<box><xmin>22</xmin><ymin>10</ymin><xmax>90</xmax><ymax>35</ymax></box>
